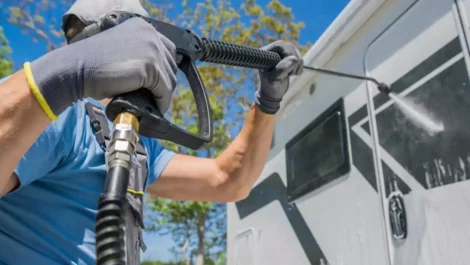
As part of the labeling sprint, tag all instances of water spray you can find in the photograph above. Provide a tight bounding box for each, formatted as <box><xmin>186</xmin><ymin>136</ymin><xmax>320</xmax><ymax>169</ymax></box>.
<box><xmin>302</xmin><ymin>66</ymin><xmax>444</xmax><ymax>134</ymax></box>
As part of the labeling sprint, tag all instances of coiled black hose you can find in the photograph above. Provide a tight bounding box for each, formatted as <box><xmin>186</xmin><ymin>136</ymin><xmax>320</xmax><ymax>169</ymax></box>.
<box><xmin>96</xmin><ymin>166</ymin><xmax>130</xmax><ymax>265</ymax></box>
<box><xmin>200</xmin><ymin>38</ymin><xmax>281</xmax><ymax>70</ymax></box>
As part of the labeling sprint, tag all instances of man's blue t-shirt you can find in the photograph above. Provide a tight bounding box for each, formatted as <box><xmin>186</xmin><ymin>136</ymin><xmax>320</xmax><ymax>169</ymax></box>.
<box><xmin>0</xmin><ymin>76</ymin><xmax>176</xmax><ymax>265</ymax></box>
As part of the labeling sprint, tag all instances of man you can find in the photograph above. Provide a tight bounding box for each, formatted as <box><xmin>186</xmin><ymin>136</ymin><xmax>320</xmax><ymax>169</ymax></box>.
<box><xmin>0</xmin><ymin>0</ymin><xmax>303</xmax><ymax>264</ymax></box>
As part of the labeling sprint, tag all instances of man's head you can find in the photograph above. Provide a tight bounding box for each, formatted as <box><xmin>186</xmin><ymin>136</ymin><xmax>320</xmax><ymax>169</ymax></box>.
<box><xmin>62</xmin><ymin>0</ymin><xmax>149</xmax><ymax>43</ymax></box>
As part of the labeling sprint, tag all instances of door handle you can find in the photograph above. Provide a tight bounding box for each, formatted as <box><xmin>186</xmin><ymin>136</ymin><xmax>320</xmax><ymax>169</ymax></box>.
<box><xmin>388</xmin><ymin>190</ymin><xmax>407</xmax><ymax>240</ymax></box>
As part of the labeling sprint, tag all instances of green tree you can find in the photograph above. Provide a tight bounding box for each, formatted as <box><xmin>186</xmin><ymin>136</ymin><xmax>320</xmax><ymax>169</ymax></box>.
<box><xmin>146</xmin><ymin>1</ymin><xmax>310</xmax><ymax>265</ymax></box>
<box><xmin>0</xmin><ymin>26</ymin><xmax>13</xmax><ymax>78</ymax></box>
<box><xmin>1</xmin><ymin>0</ymin><xmax>69</xmax><ymax>52</ymax></box>
<box><xmin>3</xmin><ymin>1</ymin><xmax>310</xmax><ymax>264</ymax></box>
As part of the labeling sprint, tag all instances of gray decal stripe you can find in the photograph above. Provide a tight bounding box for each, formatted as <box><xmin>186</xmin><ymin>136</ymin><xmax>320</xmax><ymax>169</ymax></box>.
<box><xmin>348</xmin><ymin>36</ymin><xmax>461</xmax><ymax>127</ymax></box>
<box><xmin>361</xmin><ymin>121</ymin><xmax>371</xmax><ymax>134</ymax></box>
<box><xmin>350</xmin><ymin>132</ymin><xmax>377</xmax><ymax>191</ymax></box>
<box><xmin>235</xmin><ymin>173</ymin><xmax>328</xmax><ymax>265</ymax></box>
<box><xmin>348</xmin><ymin>107</ymin><xmax>367</xmax><ymax>128</ymax></box>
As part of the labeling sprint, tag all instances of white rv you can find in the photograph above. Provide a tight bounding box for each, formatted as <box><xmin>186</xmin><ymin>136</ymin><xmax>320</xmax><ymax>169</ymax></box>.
<box><xmin>226</xmin><ymin>0</ymin><xmax>470</xmax><ymax>264</ymax></box>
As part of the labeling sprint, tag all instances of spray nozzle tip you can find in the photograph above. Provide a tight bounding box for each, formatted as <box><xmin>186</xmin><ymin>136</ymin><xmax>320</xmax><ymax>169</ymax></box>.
<box><xmin>377</xmin><ymin>83</ymin><xmax>391</xmax><ymax>94</ymax></box>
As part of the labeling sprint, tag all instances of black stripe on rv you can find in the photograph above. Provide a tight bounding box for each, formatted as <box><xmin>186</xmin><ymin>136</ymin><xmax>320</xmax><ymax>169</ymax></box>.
<box><xmin>235</xmin><ymin>173</ymin><xmax>328</xmax><ymax>265</ymax></box>
<box><xmin>349</xmin><ymin>132</ymin><xmax>413</xmax><ymax>196</ymax></box>
<box><xmin>349</xmin><ymin>132</ymin><xmax>377</xmax><ymax>190</ymax></box>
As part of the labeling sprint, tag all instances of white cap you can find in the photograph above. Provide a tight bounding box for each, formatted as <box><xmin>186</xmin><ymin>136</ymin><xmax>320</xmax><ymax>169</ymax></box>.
<box><xmin>62</xmin><ymin>0</ymin><xmax>149</xmax><ymax>32</ymax></box>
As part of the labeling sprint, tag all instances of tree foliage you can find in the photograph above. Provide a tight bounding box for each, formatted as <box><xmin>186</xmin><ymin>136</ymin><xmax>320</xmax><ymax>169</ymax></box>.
<box><xmin>146</xmin><ymin>199</ymin><xmax>227</xmax><ymax>265</ymax></box>
<box><xmin>2</xmin><ymin>1</ymin><xmax>310</xmax><ymax>264</ymax></box>
<box><xmin>0</xmin><ymin>0</ymin><xmax>69</xmax><ymax>51</ymax></box>
<box><xmin>0</xmin><ymin>26</ymin><xmax>13</xmax><ymax>79</ymax></box>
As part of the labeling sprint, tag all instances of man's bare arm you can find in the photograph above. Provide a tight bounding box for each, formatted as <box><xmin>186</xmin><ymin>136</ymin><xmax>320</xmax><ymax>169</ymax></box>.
<box><xmin>147</xmin><ymin>104</ymin><xmax>275</xmax><ymax>202</ymax></box>
<box><xmin>0</xmin><ymin>70</ymin><xmax>51</xmax><ymax>196</ymax></box>
<box><xmin>147</xmin><ymin>40</ymin><xmax>302</xmax><ymax>202</ymax></box>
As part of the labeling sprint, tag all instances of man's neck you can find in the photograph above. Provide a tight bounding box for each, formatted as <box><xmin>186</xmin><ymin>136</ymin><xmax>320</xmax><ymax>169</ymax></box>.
<box><xmin>100</xmin><ymin>98</ymin><xmax>111</xmax><ymax>106</ymax></box>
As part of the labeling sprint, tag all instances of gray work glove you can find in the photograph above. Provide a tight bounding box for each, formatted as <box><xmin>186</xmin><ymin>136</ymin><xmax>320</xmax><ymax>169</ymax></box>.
<box><xmin>28</xmin><ymin>17</ymin><xmax>177</xmax><ymax>118</ymax></box>
<box><xmin>255</xmin><ymin>40</ymin><xmax>304</xmax><ymax>114</ymax></box>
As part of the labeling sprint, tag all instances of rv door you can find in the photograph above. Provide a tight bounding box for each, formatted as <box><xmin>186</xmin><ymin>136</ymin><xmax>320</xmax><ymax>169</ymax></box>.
<box><xmin>363</xmin><ymin>0</ymin><xmax>470</xmax><ymax>264</ymax></box>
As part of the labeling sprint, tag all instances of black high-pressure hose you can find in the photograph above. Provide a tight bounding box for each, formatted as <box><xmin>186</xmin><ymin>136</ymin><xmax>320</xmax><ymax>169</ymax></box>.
<box><xmin>96</xmin><ymin>113</ymin><xmax>140</xmax><ymax>265</ymax></box>
<box><xmin>96</xmin><ymin>166</ymin><xmax>129</xmax><ymax>264</ymax></box>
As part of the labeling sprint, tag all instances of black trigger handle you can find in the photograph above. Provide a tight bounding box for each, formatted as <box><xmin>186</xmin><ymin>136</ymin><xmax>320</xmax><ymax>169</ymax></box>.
<box><xmin>105</xmin><ymin>88</ymin><xmax>212</xmax><ymax>150</ymax></box>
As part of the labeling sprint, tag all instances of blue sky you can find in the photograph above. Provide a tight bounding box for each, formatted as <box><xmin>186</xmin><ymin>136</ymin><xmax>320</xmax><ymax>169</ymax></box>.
<box><xmin>1</xmin><ymin>0</ymin><xmax>349</xmax><ymax>262</ymax></box>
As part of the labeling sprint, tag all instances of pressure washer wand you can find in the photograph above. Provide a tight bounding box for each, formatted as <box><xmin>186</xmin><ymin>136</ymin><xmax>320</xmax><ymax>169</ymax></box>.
<box><xmin>302</xmin><ymin>65</ymin><xmax>391</xmax><ymax>94</ymax></box>
<box><xmin>198</xmin><ymin>39</ymin><xmax>391</xmax><ymax>94</ymax></box>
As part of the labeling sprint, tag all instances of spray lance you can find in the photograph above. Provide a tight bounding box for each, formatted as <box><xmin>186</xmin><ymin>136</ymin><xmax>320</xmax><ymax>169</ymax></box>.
<box><xmin>83</xmin><ymin>11</ymin><xmax>391</xmax><ymax>265</ymax></box>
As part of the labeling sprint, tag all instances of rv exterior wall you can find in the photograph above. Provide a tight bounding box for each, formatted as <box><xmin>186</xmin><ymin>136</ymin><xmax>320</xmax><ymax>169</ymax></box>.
<box><xmin>227</xmin><ymin>0</ymin><xmax>470</xmax><ymax>265</ymax></box>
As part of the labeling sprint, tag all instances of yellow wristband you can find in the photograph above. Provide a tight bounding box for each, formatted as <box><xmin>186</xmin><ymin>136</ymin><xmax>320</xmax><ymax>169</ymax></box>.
<box><xmin>23</xmin><ymin>62</ymin><xmax>58</xmax><ymax>121</ymax></box>
<box><xmin>127</xmin><ymin>189</ymin><xmax>144</xmax><ymax>195</ymax></box>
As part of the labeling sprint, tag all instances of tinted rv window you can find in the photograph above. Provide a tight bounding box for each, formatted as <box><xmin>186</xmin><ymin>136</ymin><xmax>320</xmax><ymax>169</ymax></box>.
<box><xmin>286</xmin><ymin>99</ymin><xmax>349</xmax><ymax>202</ymax></box>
